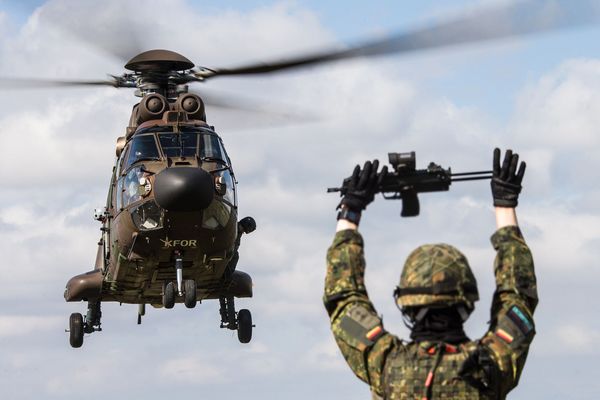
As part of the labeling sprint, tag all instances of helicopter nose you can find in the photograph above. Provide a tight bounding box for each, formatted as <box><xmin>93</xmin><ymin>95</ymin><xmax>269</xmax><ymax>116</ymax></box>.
<box><xmin>154</xmin><ymin>167</ymin><xmax>214</xmax><ymax>212</ymax></box>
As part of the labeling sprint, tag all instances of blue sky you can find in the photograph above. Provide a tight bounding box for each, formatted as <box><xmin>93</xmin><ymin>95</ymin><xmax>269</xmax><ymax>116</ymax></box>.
<box><xmin>3</xmin><ymin>0</ymin><xmax>600</xmax><ymax>116</ymax></box>
<box><xmin>1</xmin><ymin>1</ymin><xmax>600</xmax><ymax>399</ymax></box>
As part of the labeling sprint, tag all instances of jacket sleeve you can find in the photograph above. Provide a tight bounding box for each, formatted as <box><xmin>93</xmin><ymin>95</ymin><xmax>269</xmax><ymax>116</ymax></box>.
<box><xmin>479</xmin><ymin>225</ymin><xmax>538</xmax><ymax>398</ymax></box>
<box><xmin>323</xmin><ymin>229</ymin><xmax>397</xmax><ymax>397</ymax></box>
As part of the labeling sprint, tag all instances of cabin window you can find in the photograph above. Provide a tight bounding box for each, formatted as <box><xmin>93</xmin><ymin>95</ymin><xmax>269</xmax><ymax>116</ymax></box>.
<box><xmin>131</xmin><ymin>201</ymin><xmax>163</xmax><ymax>231</ymax></box>
<box><xmin>122</xmin><ymin>167</ymin><xmax>145</xmax><ymax>207</ymax></box>
<box><xmin>216</xmin><ymin>169</ymin><xmax>236</xmax><ymax>206</ymax></box>
<box><xmin>202</xmin><ymin>201</ymin><xmax>231</xmax><ymax>230</ymax></box>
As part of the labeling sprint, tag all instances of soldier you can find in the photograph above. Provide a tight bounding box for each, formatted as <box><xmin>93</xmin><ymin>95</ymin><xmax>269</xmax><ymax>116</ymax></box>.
<box><xmin>324</xmin><ymin>148</ymin><xmax>537</xmax><ymax>399</ymax></box>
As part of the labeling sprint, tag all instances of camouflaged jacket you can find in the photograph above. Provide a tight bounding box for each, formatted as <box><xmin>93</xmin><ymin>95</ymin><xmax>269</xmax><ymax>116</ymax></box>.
<box><xmin>323</xmin><ymin>226</ymin><xmax>537</xmax><ymax>399</ymax></box>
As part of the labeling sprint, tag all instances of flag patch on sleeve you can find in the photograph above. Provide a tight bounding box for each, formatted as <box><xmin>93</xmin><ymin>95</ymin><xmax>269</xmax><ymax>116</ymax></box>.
<box><xmin>366</xmin><ymin>325</ymin><xmax>383</xmax><ymax>341</ymax></box>
<box><xmin>507</xmin><ymin>306</ymin><xmax>534</xmax><ymax>335</ymax></box>
<box><xmin>495</xmin><ymin>328</ymin><xmax>514</xmax><ymax>343</ymax></box>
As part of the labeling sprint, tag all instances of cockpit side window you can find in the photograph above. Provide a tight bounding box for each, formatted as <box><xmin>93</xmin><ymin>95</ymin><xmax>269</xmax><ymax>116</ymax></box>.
<box><xmin>124</xmin><ymin>134</ymin><xmax>160</xmax><ymax>170</ymax></box>
<box><xmin>200</xmin><ymin>133</ymin><xmax>228</xmax><ymax>164</ymax></box>
<box><xmin>200</xmin><ymin>135</ymin><xmax>225</xmax><ymax>161</ymax></box>
<box><xmin>116</xmin><ymin>145</ymin><xmax>128</xmax><ymax>177</ymax></box>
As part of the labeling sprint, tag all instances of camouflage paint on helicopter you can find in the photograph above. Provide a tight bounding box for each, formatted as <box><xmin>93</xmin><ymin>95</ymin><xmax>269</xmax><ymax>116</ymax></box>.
<box><xmin>63</xmin><ymin>50</ymin><xmax>256</xmax><ymax>348</ymax></box>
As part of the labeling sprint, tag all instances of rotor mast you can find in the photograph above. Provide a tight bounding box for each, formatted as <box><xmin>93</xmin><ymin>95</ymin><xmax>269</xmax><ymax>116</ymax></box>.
<box><xmin>124</xmin><ymin>49</ymin><xmax>198</xmax><ymax>99</ymax></box>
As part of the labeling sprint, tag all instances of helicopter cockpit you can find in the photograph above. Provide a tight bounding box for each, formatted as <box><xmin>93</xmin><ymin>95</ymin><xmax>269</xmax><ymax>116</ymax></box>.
<box><xmin>115</xmin><ymin>126</ymin><xmax>237</xmax><ymax>232</ymax></box>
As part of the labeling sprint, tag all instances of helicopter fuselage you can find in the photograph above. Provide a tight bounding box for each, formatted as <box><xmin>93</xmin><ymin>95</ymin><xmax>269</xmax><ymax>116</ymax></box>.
<box><xmin>64</xmin><ymin>115</ymin><xmax>251</xmax><ymax>307</ymax></box>
<box><xmin>60</xmin><ymin>55</ymin><xmax>257</xmax><ymax>347</ymax></box>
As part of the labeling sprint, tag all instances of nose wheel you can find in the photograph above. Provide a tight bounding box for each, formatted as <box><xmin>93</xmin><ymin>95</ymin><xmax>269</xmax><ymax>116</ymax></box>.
<box><xmin>219</xmin><ymin>296</ymin><xmax>253</xmax><ymax>343</ymax></box>
<box><xmin>184</xmin><ymin>279</ymin><xmax>197</xmax><ymax>308</ymax></box>
<box><xmin>162</xmin><ymin>279</ymin><xmax>197</xmax><ymax>309</ymax></box>
<box><xmin>162</xmin><ymin>281</ymin><xmax>176</xmax><ymax>309</ymax></box>
<box><xmin>162</xmin><ymin>252</ymin><xmax>197</xmax><ymax>309</ymax></box>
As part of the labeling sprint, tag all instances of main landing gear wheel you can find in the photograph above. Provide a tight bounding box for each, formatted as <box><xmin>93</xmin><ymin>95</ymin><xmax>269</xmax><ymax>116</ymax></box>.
<box><xmin>184</xmin><ymin>279</ymin><xmax>197</xmax><ymax>309</ymax></box>
<box><xmin>237</xmin><ymin>309</ymin><xmax>252</xmax><ymax>344</ymax></box>
<box><xmin>163</xmin><ymin>281</ymin><xmax>175</xmax><ymax>309</ymax></box>
<box><xmin>69</xmin><ymin>313</ymin><xmax>84</xmax><ymax>348</ymax></box>
<box><xmin>219</xmin><ymin>297</ymin><xmax>253</xmax><ymax>344</ymax></box>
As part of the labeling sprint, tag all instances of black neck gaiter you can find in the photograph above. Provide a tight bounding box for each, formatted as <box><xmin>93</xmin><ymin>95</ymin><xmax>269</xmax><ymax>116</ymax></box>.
<box><xmin>409</xmin><ymin>307</ymin><xmax>469</xmax><ymax>345</ymax></box>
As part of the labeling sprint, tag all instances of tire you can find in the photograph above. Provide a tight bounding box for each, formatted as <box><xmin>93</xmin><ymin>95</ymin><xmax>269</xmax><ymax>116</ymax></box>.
<box><xmin>237</xmin><ymin>309</ymin><xmax>252</xmax><ymax>344</ymax></box>
<box><xmin>69</xmin><ymin>313</ymin><xmax>84</xmax><ymax>348</ymax></box>
<box><xmin>184</xmin><ymin>280</ymin><xmax>197</xmax><ymax>309</ymax></box>
<box><xmin>163</xmin><ymin>281</ymin><xmax>175</xmax><ymax>309</ymax></box>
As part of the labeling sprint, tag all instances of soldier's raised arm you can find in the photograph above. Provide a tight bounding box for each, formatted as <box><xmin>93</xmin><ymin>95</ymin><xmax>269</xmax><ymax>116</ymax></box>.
<box><xmin>461</xmin><ymin>148</ymin><xmax>538</xmax><ymax>398</ymax></box>
<box><xmin>323</xmin><ymin>160</ymin><xmax>394</xmax><ymax>396</ymax></box>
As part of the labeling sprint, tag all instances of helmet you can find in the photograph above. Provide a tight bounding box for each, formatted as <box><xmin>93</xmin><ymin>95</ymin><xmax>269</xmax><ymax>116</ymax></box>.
<box><xmin>394</xmin><ymin>244</ymin><xmax>479</xmax><ymax>310</ymax></box>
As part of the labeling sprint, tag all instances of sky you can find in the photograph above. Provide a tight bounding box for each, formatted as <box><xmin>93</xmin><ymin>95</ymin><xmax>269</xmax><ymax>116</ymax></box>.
<box><xmin>0</xmin><ymin>0</ymin><xmax>599</xmax><ymax>399</ymax></box>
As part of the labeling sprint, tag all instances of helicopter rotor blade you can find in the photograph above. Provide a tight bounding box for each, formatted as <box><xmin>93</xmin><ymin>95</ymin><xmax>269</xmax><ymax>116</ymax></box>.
<box><xmin>197</xmin><ymin>0</ymin><xmax>600</xmax><ymax>79</ymax></box>
<box><xmin>0</xmin><ymin>77</ymin><xmax>121</xmax><ymax>89</ymax></box>
<box><xmin>197</xmin><ymin>89</ymin><xmax>307</xmax><ymax>117</ymax></box>
<box><xmin>194</xmin><ymin>89</ymin><xmax>321</xmax><ymax>130</ymax></box>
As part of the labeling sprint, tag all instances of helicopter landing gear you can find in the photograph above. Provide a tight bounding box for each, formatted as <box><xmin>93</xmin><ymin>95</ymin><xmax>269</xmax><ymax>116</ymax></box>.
<box><xmin>175</xmin><ymin>254</ymin><xmax>184</xmax><ymax>296</ymax></box>
<box><xmin>237</xmin><ymin>309</ymin><xmax>252</xmax><ymax>344</ymax></box>
<box><xmin>162</xmin><ymin>279</ymin><xmax>197</xmax><ymax>309</ymax></box>
<box><xmin>69</xmin><ymin>313</ymin><xmax>84</xmax><ymax>348</ymax></box>
<box><xmin>67</xmin><ymin>301</ymin><xmax>102</xmax><ymax>348</ymax></box>
<box><xmin>163</xmin><ymin>252</ymin><xmax>197</xmax><ymax>308</ymax></box>
<box><xmin>162</xmin><ymin>281</ymin><xmax>176</xmax><ymax>309</ymax></box>
<box><xmin>137</xmin><ymin>303</ymin><xmax>145</xmax><ymax>325</ymax></box>
<box><xmin>219</xmin><ymin>296</ymin><xmax>253</xmax><ymax>343</ymax></box>
<box><xmin>184</xmin><ymin>280</ymin><xmax>197</xmax><ymax>308</ymax></box>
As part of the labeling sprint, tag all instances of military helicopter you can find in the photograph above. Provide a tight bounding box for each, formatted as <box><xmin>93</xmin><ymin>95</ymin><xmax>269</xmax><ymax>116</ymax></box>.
<box><xmin>61</xmin><ymin>50</ymin><xmax>262</xmax><ymax>348</ymax></box>
<box><xmin>1</xmin><ymin>0</ymin><xmax>596</xmax><ymax>349</ymax></box>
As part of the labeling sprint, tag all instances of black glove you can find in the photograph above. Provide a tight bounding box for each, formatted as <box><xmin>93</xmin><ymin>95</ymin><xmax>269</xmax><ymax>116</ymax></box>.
<box><xmin>491</xmin><ymin>148</ymin><xmax>526</xmax><ymax>208</ymax></box>
<box><xmin>338</xmin><ymin>160</ymin><xmax>387</xmax><ymax>212</ymax></box>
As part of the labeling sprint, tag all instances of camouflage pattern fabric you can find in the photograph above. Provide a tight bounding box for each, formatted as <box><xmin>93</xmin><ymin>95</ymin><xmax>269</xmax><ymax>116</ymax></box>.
<box><xmin>398</xmin><ymin>243</ymin><xmax>479</xmax><ymax>309</ymax></box>
<box><xmin>323</xmin><ymin>226</ymin><xmax>537</xmax><ymax>399</ymax></box>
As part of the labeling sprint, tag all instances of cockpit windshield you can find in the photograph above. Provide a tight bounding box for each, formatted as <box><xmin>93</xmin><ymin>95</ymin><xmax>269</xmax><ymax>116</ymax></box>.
<box><xmin>125</xmin><ymin>134</ymin><xmax>160</xmax><ymax>170</ymax></box>
<box><xmin>158</xmin><ymin>133</ymin><xmax>198</xmax><ymax>158</ymax></box>
<box><xmin>127</xmin><ymin>127</ymin><xmax>229</xmax><ymax>164</ymax></box>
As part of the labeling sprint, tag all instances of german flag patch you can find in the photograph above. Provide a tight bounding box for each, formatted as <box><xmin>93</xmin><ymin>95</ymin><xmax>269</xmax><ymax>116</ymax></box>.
<box><xmin>339</xmin><ymin>305</ymin><xmax>384</xmax><ymax>348</ymax></box>
<box><xmin>366</xmin><ymin>325</ymin><xmax>383</xmax><ymax>341</ymax></box>
<box><xmin>495</xmin><ymin>328</ymin><xmax>514</xmax><ymax>344</ymax></box>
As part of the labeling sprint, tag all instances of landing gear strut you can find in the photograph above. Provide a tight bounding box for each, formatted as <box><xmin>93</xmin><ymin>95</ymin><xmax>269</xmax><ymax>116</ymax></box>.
<box><xmin>67</xmin><ymin>301</ymin><xmax>102</xmax><ymax>348</ymax></box>
<box><xmin>137</xmin><ymin>303</ymin><xmax>145</xmax><ymax>325</ymax></box>
<box><xmin>219</xmin><ymin>296</ymin><xmax>253</xmax><ymax>343</ymax></box>
<box><xmin>161</xmin><ymin>251</ymin><xmax>197</xmax><ymax>309</ymax></box>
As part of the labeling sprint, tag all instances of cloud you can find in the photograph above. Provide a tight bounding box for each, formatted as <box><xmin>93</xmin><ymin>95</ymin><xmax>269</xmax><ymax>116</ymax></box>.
<box><xmin>513</xmin><ymin>59</ymin><xmax>600</xmax><ymax>149</ymax></box>
<box><xmin>556</xmin><ymin>324</ymin><xmax>600</xmax><ymax>353</ymax></box>
<box><xmin>1</xmin><ymin>1</ymin><xmax>599</xmax><ymax>399</ymax></box>
<box><xmin>0</xmin><ymin>315</ymin><xmax>62</xmax><ymax>337</ymax></box>
<box><xmin>159</xmin><ymin>356</ymin><xmax>226</xmax><ymax>384</ymax></box>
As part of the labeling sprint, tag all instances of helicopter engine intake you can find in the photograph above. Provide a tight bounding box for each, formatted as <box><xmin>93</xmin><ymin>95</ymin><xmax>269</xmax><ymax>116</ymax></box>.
<box><xmin>137</xmin><ymin>93</ymin><xmax>170</xmax><ymax>124</ymax></box>
<box><xmin>175</xmin><ymin>93</ymin><xmax>206</xmax><ymax>121</ymax></box>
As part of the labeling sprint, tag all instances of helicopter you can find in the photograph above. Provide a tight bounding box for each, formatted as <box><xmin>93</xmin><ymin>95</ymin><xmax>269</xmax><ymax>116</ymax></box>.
<box><xmin>1</xmin><ymin>0</ymin><xmax>597</xmax><ymax>349</ymax></box>
<box><xmin>62</xmin><ymin>50</ymin><xmax>261</xmax><ymax>348</ymax></box>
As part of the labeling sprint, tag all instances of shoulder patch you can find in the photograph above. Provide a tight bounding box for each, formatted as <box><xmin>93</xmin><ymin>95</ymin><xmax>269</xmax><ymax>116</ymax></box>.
<box><xmin>507</xmin><ymin>306</ymin><xmax>533</xmax><ymax>335</ymax></box>
<box><xmin>339</xmin><ymin>305</ymin><xmax>383</xmax><ymax>349</ymax></box>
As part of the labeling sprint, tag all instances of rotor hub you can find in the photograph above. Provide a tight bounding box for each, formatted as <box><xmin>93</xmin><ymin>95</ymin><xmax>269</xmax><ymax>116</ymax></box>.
<box><xmin>125</xmin><ymin>49</ymin><xmax>195</xmax><ymax>72</ymax></box>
